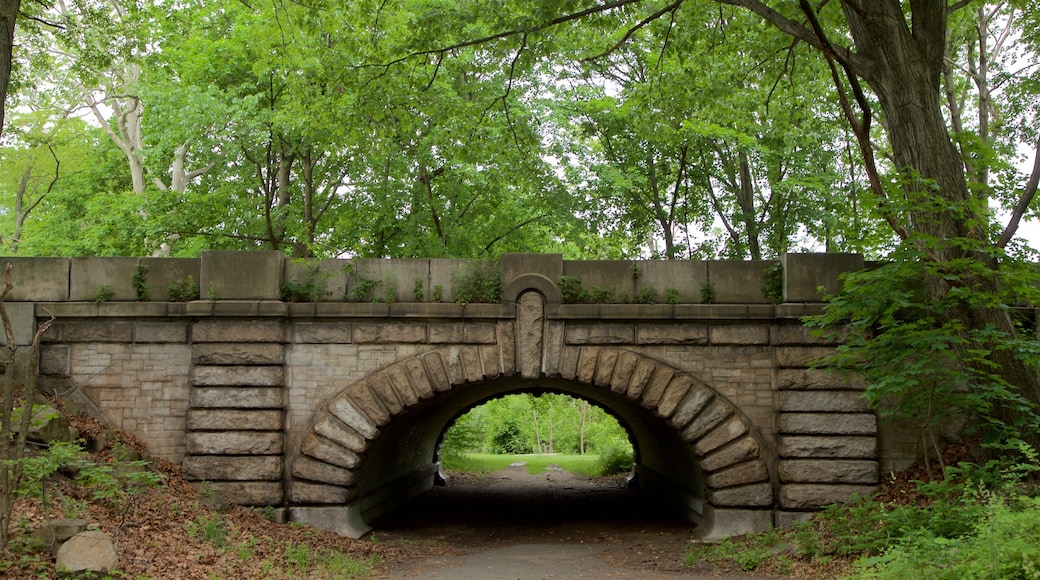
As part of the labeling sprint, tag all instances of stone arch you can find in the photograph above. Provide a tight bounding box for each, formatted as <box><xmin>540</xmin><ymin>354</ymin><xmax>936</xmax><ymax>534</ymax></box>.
<box><xmin>287</xmin><ymin>345</ymin><xmax>774</xmax><ymax>539</ymax></box>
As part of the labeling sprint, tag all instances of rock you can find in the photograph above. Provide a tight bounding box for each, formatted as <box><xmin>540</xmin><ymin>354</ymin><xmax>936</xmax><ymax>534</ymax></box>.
<box><xmin>55</xmin><ymin>530</ymin><xmax>118</xmax><ymax>573</ymax></box>
<box><xmin>11</xmin><ymin>404</ymin><xmax>70</xmax><ymax>444</ymax></box>
<box><xmin>31</xmin><ymin>518</ymin><xmax>87</xmax><ymax>553</ymax></box>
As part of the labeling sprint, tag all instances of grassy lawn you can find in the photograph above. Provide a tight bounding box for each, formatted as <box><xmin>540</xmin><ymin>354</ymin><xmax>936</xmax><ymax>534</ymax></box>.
<box><xmin>444</xmin><ymin>452</ymin><xmax>609</xmax><ymax>476</ymax></box>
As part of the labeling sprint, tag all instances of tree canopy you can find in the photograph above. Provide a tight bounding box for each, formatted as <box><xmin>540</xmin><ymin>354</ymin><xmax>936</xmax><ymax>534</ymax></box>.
<box><xmin>2</xmin><ymin>0</ymin><xmax>1040</xmax><ymax>447</ymax></box>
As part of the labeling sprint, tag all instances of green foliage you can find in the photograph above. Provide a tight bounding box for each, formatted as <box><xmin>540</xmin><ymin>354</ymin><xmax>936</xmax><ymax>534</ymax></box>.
<box><xmin>346</xmin><ymin>277</ymin><xmax>377</xmax><ymax>302</ymax></box>
<box><xmin>665</xmin><ymin>288</ymin><xmax>680</xmax><ymax>305</ymax></box>
<box><xmin>452</xmin><ymin>261</ymin><xmax>500</xmax><ymax>304</ymax></box>
<box><xmin>633</xmin><ymin>287</ymin><xmax>656</xmax><ymax>304</ymax></box>
<box><xmin>95</xmin><ymin>285</ymin><xmax>113</xmax><ymax>303</ymax></box>
<box><xmin>282</xmin><ymin>263</ymin><xmax>330</xmax><ymax>302</ymax></box>
<box><xmin>185</xmin><ymin>514</ymin><xmax>228</xmax><ymax>549</ymax></box>
<box><xmin>132</xmin><ymin>263</ymin><xmax>149</xmax><ymax>301</ymax></box>
<box><xmin>381</xmin><ymin>276</ymin><xmax>397</xmax><ymax>304</ymax></box>
<box><xmin>412</xmin><ymin>277</ymin><xmax>424</xmax><ymax>302</ymax></box>
<box><xmin>806</xmin><ymin>241</ymin><xmax>1040</xmax><ymax>445</ymax></box>
<box><xmin>168</xmin><ymin>276</ymin><xmax>200</xmax><ymax>302</ymax></box>
<box><xmin>490</xmin><ymin>422</ymin><xmax>530</xmax><ymax>454</ymax></box>
<box><xmin>597</xmin><ymin>444</ymin><xmax>633</xmax><ymax>475</ymax></box>
<box><xmin>432</xmin><ymin>284</ymin><xmax>444</xmax><ymax>303</ymax></box>
<box><xmin>11</xmin><ymin>440</ymin><xmax>160</xmax><ymax>513</ymax></box>
<box><xmin>559</xmin><ymin>275</ymin><xmax>587</xmax><ymax>304</ymax></box>
<box><xmin>762</xmin><ymin>262</ymin><xmax>784</xmax><ymax>304</ymax></box>
<box><xmin>700</xmin><ymin>281</ymin><xmax>715</xmax><ymax>304</ymax></box>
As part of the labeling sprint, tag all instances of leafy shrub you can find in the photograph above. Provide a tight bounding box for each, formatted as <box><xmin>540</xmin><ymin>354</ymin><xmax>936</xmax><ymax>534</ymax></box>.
<box><xmin>413</xmin><ymin>277</ymin><xmax>424</xmax><ymax>302</ymax></box>
<box><xmin>560</xmin><ymin>275</ymin><xmax>588</xmax><ymax>304</ymax></box>
<box><xmin>597</xmin><ymin>444</ymin><xmax>633</xmax><ymax>475</ymax></box>
<box><xmin>762</xmin><ymin>262</ymin><xmax>783</xmax><ymax>303</ymax></box>
<box><xmin>490</xmin><ymin>422</ymin><xmax>529</xmax><ymax>454</ymax></box>
<box><xmin>665</xmin><ymin>288</ymin><xmax>680</xmax><ymax>304</ymax></box>
<box><xmin>95</xmin><ymin>285</ymin><xmax>113</xmax><ymax>303</ymax></box>
<box><xmin>168</xmin><ymin>276</ymin><xmax>200</xmax><ymax>301</ymax></box>
<box><xmin>633</xmin><ymin>287</ymin><xmax>656</xmax><ymax>304</ymax></box>
<box><xmin>452</xmin><ymin>261</ymin><xmax>500</xmax><ymax>304</ymax></box>
<box><xmin>700</xmin><ymin>281</ymin><xmax>715</xmax><ymax>304</ymax></box>
<box><xmin>133</xmin><ymin>263</ymin><xmax>150</xmax><ymax>301</ymax></box>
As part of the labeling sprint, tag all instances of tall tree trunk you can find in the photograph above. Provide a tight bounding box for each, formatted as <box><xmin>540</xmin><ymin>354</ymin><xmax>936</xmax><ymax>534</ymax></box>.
<box><xmin>0</xmin><ymin>0</ymin><xmax>17</xmax><ymax>139</ymax></box>
<box><xmin>841</xmin><ymin>1</ymin><xmax>1040</xmax><ymax>443</ymax></box>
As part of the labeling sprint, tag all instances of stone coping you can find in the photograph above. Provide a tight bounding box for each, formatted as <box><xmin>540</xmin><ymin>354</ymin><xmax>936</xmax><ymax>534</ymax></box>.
<box><xmin>35</xmin><ymin>301</ymin><xmax>826</xmax><ymax>320</ymax></box>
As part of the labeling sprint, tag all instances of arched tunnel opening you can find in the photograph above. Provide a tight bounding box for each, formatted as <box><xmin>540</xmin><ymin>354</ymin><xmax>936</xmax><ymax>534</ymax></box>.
<box><xmin>354</xmin><ymin>377</ymin><xmax>707</xmax><ymax>537</ymax></box>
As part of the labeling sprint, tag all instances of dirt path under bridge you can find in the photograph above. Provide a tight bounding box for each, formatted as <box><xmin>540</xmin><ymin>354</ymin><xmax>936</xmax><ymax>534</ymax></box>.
<box><xmin>369</xmin><ymin>465</ymin><xmax>777</xmax><ymax>579</ymax></box>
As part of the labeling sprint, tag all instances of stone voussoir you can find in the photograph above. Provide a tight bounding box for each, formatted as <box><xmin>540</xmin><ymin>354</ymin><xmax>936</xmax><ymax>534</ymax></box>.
<box><xmin>300</xmin><ymin>433</ymin><xmax>362</xmax><ymax>469</ymax></box>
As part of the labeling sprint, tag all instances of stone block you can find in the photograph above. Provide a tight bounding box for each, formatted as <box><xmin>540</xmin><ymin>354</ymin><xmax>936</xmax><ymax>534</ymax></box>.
<box><xmin>709</xmin><ymin>324</ymin><xmax>770</xmax><ymax>345</ymax></box>
<box><xmin>1</xmin><ymin>257</ymin><xmax>69</xmax><ymax>301</ymax></box>
<box><xmin>700</xmin><ymin>436</ymin><xmax>759</xmax><ymax>472</ymax></box>
<box><xmin>561</xmin><ymin>260</ymin><xmax>636</xmax><ymax>302</ymax></box>
<box><xmin>70</xmin><ymin>257</ymin><xmax>139</xmax><ymax>301</ymax></box>
<box><xmin>291</xmin><ymin>456</ymin><xmax>357</xmax><ymax>486</ymax></box>
<box><xmin>670</xmin><ymin>386</ymin><xmax>715</xmax><ymax>431</ymax></box>
<box><xmin>140</xmin><ymin>258</ymin><xmax>200</xmax><ymax>302</ymax></box>
<box><xmin>778</xmin><ymin>413</ymin><xmax>877</xmax><ymax>435</ymax></box>
<box><xmin>773</xmin><ymin>325</ymin><xmax>844</xmax><ymax>346</ymax></box>
<box><xmin>192</xmin><ymin>343</ymin><xmax>284</xmax><ymax>365</ymax></box>
<box><xmin>190</xmin><ymin>365</ymin><xmax>283</xmax><ymax>387</ymax></box>
<box><xmin>49</xmin><ymin>321</ymin><xmax>133</xmax><ymax>343</ymax></box>
<box><xmin>778</xmin><ymin>435</ymin><xmax>877</xmax><ymax>459</ymax></box>
<box><xmin>656</xmin><ymin>374</ymin><xmax>695</xmax><ymax>419</ymax></box>
<box><xmin>778</xmin><ymin>459</ymin><xmax>878</xmax><ymax>484</ymax></box>
<box><xmin>327</xmin><ymin>396</ymin><xmax>380</xmax><ymax>440</ymax></box>
<box><xmin>187</xmin><ymin>409</ymin><xmax>283</xmax><ymax>431</ymax></box>
<box><xmin>182</xmin><ymin>455</ymin><xmax>283</xmax><ymax>480</ymax></box>
<box><xmin>636</xmin><ymin>323</ymin><xmax>708</xmax><ymax>345</ymax></box>
<box><xmin>638</xmin><ymin>260</ymin><xmax>708</xmax><ymax>304</ymax></box>
<box><xmin>693</xmin><ymin>416</ymin><xmax>749</xmax><ymax>456</ymax></box>
<box><xmin>429</xmin><ymin>322</ymin><xmax>497</xmax><ymax>344</ymax></box>
<box><xmin>565</xmin><ymin>323</ymin><xmax>635</xmax><ymax>345</ymax></box>
<box><xmin>300</xmin><ymin>433</ymin><xmax>361</xmax><ymax>469</ymax></box>
<box><xmin>775</xmin><ymin>346</ymin><xmax>834</xmax><ymax>368</ymax></box>
<box><xmin>133</xmin><ymin>322</ymin><xmax>188</xmax><ymax>343</ymax></box>
<box><xmin>707</xmin><ymin>260</ymin><xmax>774</xmax><ymax>304</ymax></box>
<box><xmin>185</xmin><ymin>432</ymin><xmax>283</xmax><ymax>455</ymax></box>
<box><xmin>289</xmin><ymin>483</ymin><xmax>356</xmax><ymax>505</ymax></box>
<box><xmin>0</xmin><ymin>303</ymin><xmax>35</xmax><ymax>345</ymax></box>
<box><xmin>190</xmin><ymin>387</ymin><xmax>284</xmax><ymax>409</ymax></box>
<box><xmin>39</xmin><ymin>345</ymin><xmax>70</xmax><ymax>377</ymax></box>
<box><xmin>346</xmin><ymin>382</ymin><xmax>391</xmax><ymax>426</ymax></box>
<box><xmin>202</xmin><ymin>251</ymin><xmax>284</xmax><ymax>300</ymax></box>
<box><xmin>783</xmin><ymin>253</ymin><xmax>863</xmax><ymax>302</ymax></box>
<box><xmin>640</xmin><ymin>366</ymin><xmax>675</xmax><ymax>408</ymax></box>
<box><xmin>697</xmin><ymin>507</ymin><xmax>773</xmax><ymax>540</ymax></box>
<box><xmin>776</xmin><ymin>369</ymin><xmax>866</xmax><ymax>391</ymax></box>
<box><xmin>354</xmin><ymin>323</ymin><xmax>427</xmax><ymax>344</ymax></box>
<box><xmin>192</xmin><ymin>320</ymin><xmax>287</xmax><ymax>343</ymax></box>
<box><xmin>292</xmin><ymin>322</ymin><xmax>353</xmax><ymax>344</ymax></box>
<box><xmin>313</xmin><ymin>414</ymin><xmax>367</xmax><ymax>453</ymax></box>
<box><xmin>779</xmin><ymin>483</ymin><xmax>876</xmax><ymax>509</ymax></box>
<box><xmin>682</xmin><ymin>399</ymin><xmax>733</xmax><ymax>442</ymax></box>
<box><xmin>707</xmin><ymin>482</ymin><xmax>773</xmax><ymax>507</ymax></box>
<box><xmin>704</xmin><ymin>460</ymin><xmax>769</xmax><ymax>489</ymax></box>
<box><xmin>779</xmin><ymin>391</ymin><xmax>871</xmax><ymax>413</ymax></box>
<box><xmin>502</xmin><ymin>253</ymin><xmax>563</xmax><ymax>303</ymax></box>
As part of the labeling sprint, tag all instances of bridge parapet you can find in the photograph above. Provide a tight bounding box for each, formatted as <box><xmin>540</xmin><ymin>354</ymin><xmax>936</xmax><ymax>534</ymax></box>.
<box><xmin>2</xmin><ymin>251</ymin><xmax>863</xmax><ymax>309</ymax></box>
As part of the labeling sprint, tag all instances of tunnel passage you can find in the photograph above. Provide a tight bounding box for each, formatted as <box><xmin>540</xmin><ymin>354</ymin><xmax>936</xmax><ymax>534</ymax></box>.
<box><xmin>286</xmin><ymin>346</ymin><xmax>775</xmax><ymax>540</ymax></box>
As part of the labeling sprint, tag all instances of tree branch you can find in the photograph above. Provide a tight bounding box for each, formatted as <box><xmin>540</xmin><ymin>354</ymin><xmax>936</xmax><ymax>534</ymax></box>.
<box><xmin>582</xmin><ymin>0</ymin><xmax>685</xmax><ymax>62</ymax></box>
<box><xmin>997</xmin><ymin>135</ymin><xmax>1040</xmax><ymax>248</ymax></box>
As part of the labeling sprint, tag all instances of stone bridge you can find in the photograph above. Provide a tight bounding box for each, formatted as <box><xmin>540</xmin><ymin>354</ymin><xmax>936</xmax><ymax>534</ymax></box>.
<box><xmin>6</xmin><ymin>252</ymin><xmax>919</xmax><ymax>539</ymax></box>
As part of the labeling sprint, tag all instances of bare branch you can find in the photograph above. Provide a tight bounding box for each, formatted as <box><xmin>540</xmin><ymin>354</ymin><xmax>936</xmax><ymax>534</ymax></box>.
<box><xmin>582</xmin><ymin>0</ymin><xmax>685</xmax><ymax>62</ymax></box>
<box><xmin>997</xmin><ymin>135</ymin><xmax>1040</xmax><ymax>248</ymax></box>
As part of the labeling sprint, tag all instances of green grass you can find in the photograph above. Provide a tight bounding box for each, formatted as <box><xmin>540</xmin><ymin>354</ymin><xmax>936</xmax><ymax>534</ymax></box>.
<box><xmin>444</xmin><ymin>452</ymin><xmax>613</xmax><ymax>476</ymax></box>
